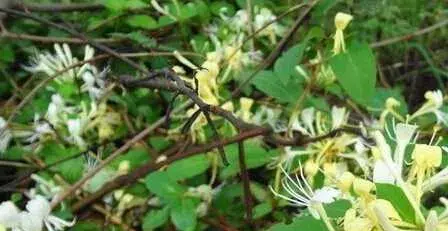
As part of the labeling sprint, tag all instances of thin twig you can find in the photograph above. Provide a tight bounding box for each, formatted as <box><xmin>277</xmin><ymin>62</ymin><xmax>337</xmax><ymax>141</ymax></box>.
<box><xmin>14</xmin><ymin>2</ymin><xmax>105</xmax><ymax>12</ymax></box>
<box><xmin>231</xmin><ymin>0</ymin><xmax>318</xmax><ymax>97</ymax></box>
<box><xmin>238</xmin><ymin>141</ymin><xmax>253</xmax><ymax>224</ymax></box>
<box><xmin>1</xmin><ymin>31</ymin><xmax>122</xmax><ymax>44</ymax></box>
<box><xmin>370</xmin><ymin>19</ymin><xmax>448</xmax><ymax>48</ymax></box>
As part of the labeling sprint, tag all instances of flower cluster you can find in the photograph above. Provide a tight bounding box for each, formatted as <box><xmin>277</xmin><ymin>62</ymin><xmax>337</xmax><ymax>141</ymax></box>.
<box><xmin>0</xmin><ymin>196</ymin><xmax>74</xmax><ymax>231</ymax></box>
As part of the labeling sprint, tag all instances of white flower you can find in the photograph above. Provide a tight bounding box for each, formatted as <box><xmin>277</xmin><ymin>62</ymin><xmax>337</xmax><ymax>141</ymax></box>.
<box><xmin>252</xmin><ymin>106</ymin><xmax>283</xmax><ymax>131</ymax></box>
<box><xmin>254</xmin><ymin>8</ymin><xmax>284</xmax><ymax>44</ymax></box>
<box><xmin>229</xmin><ymin>10</ymin><xmax>249</xmax><ymax>32</ymax></box>
<box><xmin>0</xmin><ymin>116</ymin><xmax>12</xmax><ymax>153</ymax></box>
<box><xmin>21</xmin><ymin>196</ymin><xmax>75</xmax><ymax>231</ymax></box>
<box><xmin>80</xmin><ymin>68</ymin><xmax>108</xmax><ymax>100</ymax></box>
<box><xmin>25</xmin><ymin>115</ymin><xmax>55</xmax><ymax>144</ymax></box>
<box><xmin>387</xmin><ymin>123</ymin><xmax>418</xmax><ymax>175</ymax></box>
<box><xmin>0</xmin><ymin>201</ymin><xmax>21</xmax><ymax>230</ymax></box>
<box><xmin>411</xmin><ymin>90</ymin><xmax>448</xmax><ymax>125</ymax></box>
<box><xmin>371</xmin><ymin>131</ymin><xmax>398</xmax><ymax>184</ymax></box>
<box><xmin>46</xmin><ymin>94</ymin><xmax>72</xmax><ymax>127</ymax></box>
<box><xmin>270</xmin><ymin>166</ymin><xmax>340</xmax><ymax>219</ymax></box>
<box><xmin>24</xmin><ymin>44</ymin><xmax>99</xmax><ymax>84</ymax></box>
<box><xmin>291</xmin><ymin>107</ymin><xmax>316</xmax><ymax>136</ymax></box>
<box><xmin>67</xmin><ymin>118</ymin><xmax>87</xmax><ymax>148</ymax></box>
<box><xmin>331</xmin><ymin>106</ymin><xmax>349</xmax><ymax>130</ymax></box>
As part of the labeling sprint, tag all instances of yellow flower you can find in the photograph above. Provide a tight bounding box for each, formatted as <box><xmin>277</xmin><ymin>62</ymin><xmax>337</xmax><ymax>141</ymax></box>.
<box><xmin>344</xmin><ymin>209</ymin><xmax>374</xmax><ymax>231</ymax></box>
<box><xmin>353</xmin><ymin>178</ymin><xmax>375</xmax><ymax>197</ymax></box>
<box><xmin>238</xmin><ymin>97</ymin><xmax>254</xmax><ymax>122</ymax></box>
<box><xmin>304</xmin><ymin>159</ymin><xmax>319</xmax><ymax>178</ymax></box>
<box><xmin>412</xmin><ymin>144</ymin><xmax>442</xmax><ymax>170</ymax></box>
<box><xmin>333</xmin><ymin>12</ymin><xmax>353</xmax><ymax>54</ymax></box>
<box><xmin>338</xmin><ymin>172</ymin><xmax>355</xmax><ymax>193</ymax></box>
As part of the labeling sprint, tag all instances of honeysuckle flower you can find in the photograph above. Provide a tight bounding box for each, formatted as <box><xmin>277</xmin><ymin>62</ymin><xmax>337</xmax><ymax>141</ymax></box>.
<box><xmin>410</xmin><ymin>90</ymin><xmax>448</xmax><ymax>125</ymax></box>
<box><xmin>67</xmin><ymin>118</ymin><xmax>87</xmax><ymax>148</ymax></box>
<box><xmin>379</xmin><ymin>97</ymin><xmax>404</xmax><ymax>125</ymax></box>
<box><xmin>337</xmin><ymin>172</ymin><xmax>355</xmax><ymax>193</ymax></box>
<box><xmin>85</xmin><ymin>103</ymin><xmax>121</xmax><ymax>141</ymax></box>
<box><xmin>254</xmin><ymin>8</ymin><xmax>284</xmax><ymax>44</ymax></box>
<box><xmin>21</xmin><ymin>195</ymin><xmax>75</xmax><ymax>231</ymax></box>
<box><xmin>371</xmin><ymin>131</ymin><xmax>398</xmax><ymax>184</ymax></box>
<box><xmin>408</xmin><ymin>144</ymin><xmax>442</xmax><ymax>203</ymax></box>
<box><xmin>270</xmin><ymin>166</ymin><xmax>340</xmax><ymax>222</ymax></box>
<box><xmin>372</xmin><ymin>147</ymin><xmax>395</xmax><ymax>184</ymax></box>
<box><xmin>0</xmin><ymin>201</ymin><xmax>21</xmax><ymax>230</ymax></box>
<box><xmin>229</xmin><ymin>10</ymin><xmax>249</xmax><ymax>32</ymax></box>
<box><xmin>339</xmin><ymin>140</ymin><xmax>370</xmax><ymax>175</ymax></box>
<box><xmin>195</xmin><ymin>61</ymin><xmax>220</xmax><ymax>105</ymax></box>
<box><xmin>252</xmin><ymin>106</ymin><xmax>283</xmax><ymax>131</ymax></box>
<box><xmin>268</xmin><ymin>146</ymin><xmax>305</xmax><ymax>170</ymax></box>
<box><xmin>237</xmin><ymin>97</ymin><xmax>254</xmax><ymax>122</ymax></box>
<box><xmin>291</xmin><ymin>107</ymin><xmax>316</xmax><ymax>136</ymax></box>
<box><xmin>23</xmin><ymin>115</ymin><xmax>55</xmax><ymax>144</ymax></box>
<box><xmin>0</xmin><ymin>116</ymin><xmax>12</xmax><ymax>153</ymax></box>
<box><xmin>29</xmin><ymin>174</ymin><xmax>62</xmax><ymax>199</ymax></box>
<box><xmin>344</xmin><ymin>199</ymin><xmax>404</xmax><ymax>231</ymax></box>
<box><xmin>331</xmin><ymin>106</ymin><xmax>349</xmax><ymax>130</ymax></box>
<box><xmin>80</xmin><ymin>67</ymin><xmax>108</xmax><ymax>100</ymax></box>
<box><xmin>387</xmin><ymin>123</ymin><xmax>418</xmax><ymax>175</ymax></box>
<box><xmin>24</xmin><ymin>44</ymin><xmax>95</xmax><ymax>83</ymax></box>
<box><xmin>333</xmin><ymin>12</ymin><xmax>353</xmax><ymax>54</ymax></box>
<box><xmin>353</xmin><ymin>178</ymin><xmax>375</xmax><ymax>198</ymax></box>
<box><xmin>46</xmin><ymin>94</ymin><xmax>73</xmax><ymax>127</ymax></box>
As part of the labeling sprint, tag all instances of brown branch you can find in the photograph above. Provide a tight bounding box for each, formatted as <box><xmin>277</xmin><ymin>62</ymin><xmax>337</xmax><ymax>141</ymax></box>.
<box><xmin>370</xmin><ymin>19</ymin><xmax>448</xmax><ymax>48</ymax></box>
<box><xmin>1</xmin><ymin>31</ymin><xmax>122</xmax><ymax>44</ymax></box>
<box><xmin>231</xmin><ymin>0</ymin><xmax>318</xmax><ymax>97</ymax></box>
<box><xmin>72</xmin><ymin>127</ymin><xmax>268</xmax><ymax>212</ymax></box>
<box><xmin>238</xmin><ymin>141</ymin><xmax>253</xmax><ymax>224</ymax></box>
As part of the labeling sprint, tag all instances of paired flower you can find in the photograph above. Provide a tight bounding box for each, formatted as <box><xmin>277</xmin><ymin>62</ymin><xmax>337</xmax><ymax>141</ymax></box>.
<box><xmin>270</xmin><ymin>166</ymin><xmax>340</xmax><ymax>219</ymax></box>
<box><xmin>0</xmin><ymin>196</ymin><xmax>75</xmax><ymax>231</ymax></box>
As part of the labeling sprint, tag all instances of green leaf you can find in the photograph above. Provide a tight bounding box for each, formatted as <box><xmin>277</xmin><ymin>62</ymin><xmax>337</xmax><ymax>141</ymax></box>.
<box><xmin>369</xmin><ymin>88</ymin><xmax>408</xmax><ymax>116</ymax></box>
<box><xmin>0</xmin><ymin>45</ymin><xmax>15</xmax><ymax>63</ymax></box>
<box><xmin>220</xmin><ymin>142</ymin><xmax>278</xmax><ymax>179</ymax></box>
<box><xmin>166</xmin><ymin>155</ymin><xmax>210</xmax><ymax>181</ymax></box>
<box><xmin>252</xmin><ymin>71</ymin><xmax>302</xmax><ymax>103</ymax></box>
<box><xmin>170</xmin><ymin>198</ymin><xmax>197</xmax><ymax>231</ymax></box>
<box><xmin>144</xmin><ymin>172</ymin><xmax>186</xmax><ymax>201</ymax></box>
<box><xmin>376</xmin><ymin>183</ymin><xmax>416</xmax><ymax>223</ymax></box>
<box><xmin>103</xmin><ymin>0</ymin><xmax>146</xmax><ymax>11</ymax></box>
<box><xmin>274</xmin><ymin>43</ymin><xmax>307</xmax><ymax>85</ymax></box>
<box><xmin>143</xmin><ymin>207</ymin><xmax>170</xmax><ymax>231</ymax></box>
<box><xmin>324</xmin><ymin>199</ymin><xmax>351</xmax><ymax>218</ymax></box>
<box><xmin>126</xmin><ymin>15</ymin><xmax>158</xmax><ymax>30</ymax></box>
<box><xmin>330</xmin><ymin>42</ymin><xmax>377</xmax><ymax>106</ymax></box>
<box><xmin>210</xmin><ymin>1</ymin><xmax>235</xmax><ymax>16</ymax></box>
<box><xmin>253</xmin><ymin>202</ymin><xmax>272</xmax><ymax>219</ymax></box>
<box><xmin>268</xmin><ymin>215</ymin><xmax>327</xmax><ymax>231</ymax></box>
<box><xmin>112</xmin><ymin>148</ymin><xmax>150</xmax><ymax>169</ymax></box>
